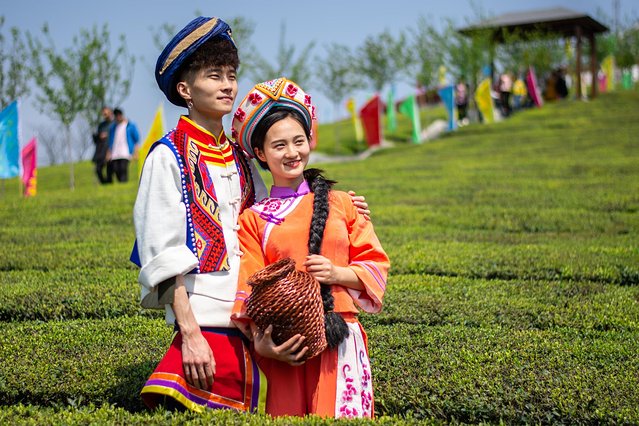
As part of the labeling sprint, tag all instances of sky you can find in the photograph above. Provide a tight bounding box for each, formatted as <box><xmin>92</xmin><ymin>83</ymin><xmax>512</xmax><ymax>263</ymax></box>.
<box><xmin>2</xmin><ymin>0</ymin><xmax>636</xmax><ymax>164</ymax></box>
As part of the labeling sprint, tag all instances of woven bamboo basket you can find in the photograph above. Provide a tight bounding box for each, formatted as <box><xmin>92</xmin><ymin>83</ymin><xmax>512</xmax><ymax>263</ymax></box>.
<box><xmin>246</xmin><ymin>257</ymin><xmax>327</xmax><ymax>360</ymax></box>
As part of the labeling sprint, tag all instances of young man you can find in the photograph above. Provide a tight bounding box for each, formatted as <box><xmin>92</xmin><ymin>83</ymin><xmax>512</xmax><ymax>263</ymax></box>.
<box><xmin>132</xmin><ymin>16</ymin><xmax>268</xmax><ymax>412</ymax></box>
<box><xmin>92</xmin><ymin>106</ymin><xmax>113</xmax><ymax>184</ymax></box>
<box><xmin>107</xmin><ymin>108</ymin><xmax>140</xmax><ymax>183</ymax></box>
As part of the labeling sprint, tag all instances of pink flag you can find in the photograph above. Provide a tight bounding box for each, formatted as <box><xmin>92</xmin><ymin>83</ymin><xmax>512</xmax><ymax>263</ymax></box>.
<box><xmin>526</xmin><ymin>67</ymin><xmax>543</xmax><ymax>108</ymax></box>
<box><xmin>21</xmin><ymin>137</ymin><xmax>37</xmax><ymax>197</ymax></box>
<box><xmin>359</xmin><ymin>95</ymin><xmax>382</xmax><ymax>147</ymax></box>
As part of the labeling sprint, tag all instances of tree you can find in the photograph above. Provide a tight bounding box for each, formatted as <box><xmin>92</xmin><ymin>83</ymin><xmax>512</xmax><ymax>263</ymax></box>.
<box><xmin>408</xmin><ymin>16</ymin><xmax>441</xmax><ymax>90</ymax></box>
<box><xmin>440</xmin><ymin>20</ymin><xmax>492</xmax><ymax>89</ymax></box>
<box><xmin>79</xmin><ymin>26</ymin><xmax>134</xmax><ymax>133</ymax></box>
<box><xmin>26</xmin><ymin>23</ymin><xmax>134</xmax><ymax>189</ymax></box>
<box><xmin>248</xmin><ymin>22</ymin><xmax>315</xmax><ymax>87</ymax></box>
<box><xmin>0</xmin><ymin>16</ymin><xmax>31</xmax><ymax>108</ymax></box>
<box><xmin>616</xmin><ymin>27</ymin><xmax>639</xmax><ymax>70</ymax></box>
<box><xmin>497</xmin><ymin>28</ymin><xmax>565</xmax><ymax>80</ymax></box>
<box><xmin>33</xmin><ymin>123</ymin><xmax>65</xmax><ymax>165</ymax></box>
<box><xmin>314</xmin><ymin>43</ymin><xmax>365</xmax><ymax>118</ymax></box>
<box><xmin>314</xmin><ymin>43</ymin><xmax>365</xmax><ymax>149</ymax></box>
<box><xmin>355</xmin><ymin>29</ymin><xmax>411</xmax><ymax>93</ymax></box>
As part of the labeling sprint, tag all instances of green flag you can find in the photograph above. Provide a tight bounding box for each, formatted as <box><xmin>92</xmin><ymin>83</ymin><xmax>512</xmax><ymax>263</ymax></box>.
<box><xmin>398</xmin><ymin>95</ymin><xmax>421</xmax><ymax>143</ymax></box>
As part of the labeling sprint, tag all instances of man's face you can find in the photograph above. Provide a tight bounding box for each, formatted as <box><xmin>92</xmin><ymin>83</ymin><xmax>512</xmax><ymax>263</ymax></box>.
<box><xmin>182</xmin><ymin>65</ymin><xmax>238</xmax><ymax>119</ymax></box>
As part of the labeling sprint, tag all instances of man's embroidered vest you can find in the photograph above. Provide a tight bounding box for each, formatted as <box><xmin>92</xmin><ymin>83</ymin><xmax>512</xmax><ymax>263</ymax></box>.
<box><xmin>131</xmin><ymin>122</ymin><xmax>255</xmax><ymax>273</ymax></box>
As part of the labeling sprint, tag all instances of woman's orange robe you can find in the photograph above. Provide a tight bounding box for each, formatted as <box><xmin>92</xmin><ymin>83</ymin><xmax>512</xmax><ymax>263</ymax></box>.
<box><xmin>232</xmin><ymin>184</ymin><xmax>389</xmax><ymax>418</ymax></box>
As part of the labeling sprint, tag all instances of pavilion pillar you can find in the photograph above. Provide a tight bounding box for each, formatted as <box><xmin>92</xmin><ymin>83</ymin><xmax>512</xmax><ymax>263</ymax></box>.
<box><xmin>589</xmin><ymin>32</ymin><xmax>598</xmax><ymax>98</ymax></box>
<box><xmin>575</xmin><ymin>26</ymin><xmax>583</xmax><ymax>99</ymax></box>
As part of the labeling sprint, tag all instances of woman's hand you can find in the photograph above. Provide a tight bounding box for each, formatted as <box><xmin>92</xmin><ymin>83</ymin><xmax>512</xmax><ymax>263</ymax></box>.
<box><xmin>348</xmin><ymin>190</ymin><xmax>370</xmax><ymax>220</ymax></box>
<box><xmin>305</xmin><ymin>254</ymin><xmax>364</xmax><ymax>290</ymax></box>
<box><xmin>251</xmin><ymin>323</ymin><xmax>308</xmax><ymax>366</ymax></box>
<box><xmin>304</xmin><ymin>254</ymin><xmax>338</xmax><ymax>284</ymax></box>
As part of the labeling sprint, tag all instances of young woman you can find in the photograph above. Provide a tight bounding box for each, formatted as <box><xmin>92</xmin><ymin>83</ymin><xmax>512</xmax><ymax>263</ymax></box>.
<box><xmin>231</xmin><ymin>78</ymin><xmax>389</xmax><ymax>418</ymax></box>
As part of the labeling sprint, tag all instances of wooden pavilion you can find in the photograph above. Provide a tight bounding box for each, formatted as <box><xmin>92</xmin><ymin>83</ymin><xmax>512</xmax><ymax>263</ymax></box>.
<box><xmin>458</xmin><ymin>7</ymin><xmax>609</xmax><ymax>99</ymax></box>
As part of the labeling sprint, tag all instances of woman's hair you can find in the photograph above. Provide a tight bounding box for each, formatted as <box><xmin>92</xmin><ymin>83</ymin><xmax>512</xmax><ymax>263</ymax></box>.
<box><xmin>252</xmin><ymin>106</ymin><xmax>350</xmax><ymax>348</ymax></box>
<box><xmin>177</xmin><ymin>37</ymin><xmax>239</xmax><ymax>84</ymax></box>
<box><xmin>250</xmin><ymin>107</ymin><xmax>310</xmax><ymax>170</ymax></box>
<box><xmin>304</xmin><ymin>168</ymin><xmax>350</xmax><ymax>348</ymax></box>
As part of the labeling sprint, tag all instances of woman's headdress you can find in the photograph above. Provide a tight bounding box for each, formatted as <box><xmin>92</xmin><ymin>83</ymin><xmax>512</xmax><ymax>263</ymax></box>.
<box><xmin>232</xmin><ymin>77</ymin><xmax>316</xmax><ymax>157</ymax></box>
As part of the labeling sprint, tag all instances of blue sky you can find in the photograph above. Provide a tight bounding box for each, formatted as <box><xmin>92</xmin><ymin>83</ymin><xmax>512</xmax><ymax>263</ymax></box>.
<box><xmin>2</xmin><ymin>0</ymin><xmax>636</xmax><ymax>163</ymax></box>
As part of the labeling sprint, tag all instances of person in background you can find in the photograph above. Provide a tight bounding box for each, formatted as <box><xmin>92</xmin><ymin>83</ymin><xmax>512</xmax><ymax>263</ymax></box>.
<box><xmin>231</xmin><ymin>78</ymin><xmax>389</xmax><ymax>418</ymax></box>
<box><xmin>91</xmin><ymin>106</ymin><xmax>113</xmax><ymax>184</ymax></box>
<box><xmin>455</xmin><ymin>80</ymin><xmax>469</xmax><ymax>126</ymax></box>
<box><xmin>499</xmin><ymin>71</ymin><xmax>513</xmax><ymax>117</ymax></box>
<box><xmin>106</xmin><ymin>107</ymin><xmax>139</xmax><ymax>183</ymax></box>
<box><xmin>512</xmin><ymin>74</ymin><xmax>528</xmax><ymax>111</ymax></box>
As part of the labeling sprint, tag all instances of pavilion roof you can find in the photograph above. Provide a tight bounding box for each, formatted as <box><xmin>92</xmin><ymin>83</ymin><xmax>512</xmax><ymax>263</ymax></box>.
<box><xmin>458</xmin><ymin>7</ymin><xmax>609</xmax><ymax>41</ymax></box>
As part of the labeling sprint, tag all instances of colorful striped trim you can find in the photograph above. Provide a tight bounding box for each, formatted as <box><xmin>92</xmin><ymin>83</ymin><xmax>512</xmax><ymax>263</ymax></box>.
<box><xmin>351</xmin><ymin>261</ymin><xmax>386</xmax><ymax>291</ymax></box>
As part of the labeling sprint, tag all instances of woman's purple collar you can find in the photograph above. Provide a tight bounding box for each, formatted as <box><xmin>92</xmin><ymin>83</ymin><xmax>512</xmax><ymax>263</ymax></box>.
<box><xmin>270</xmin><ymin>180</ymin><xmax>310</xmax><ymax>198</ymax></box>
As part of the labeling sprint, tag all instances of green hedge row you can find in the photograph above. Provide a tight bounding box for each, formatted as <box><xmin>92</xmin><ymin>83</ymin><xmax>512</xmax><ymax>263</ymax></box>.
<box><xmin>3</xmin><ymin>236</ymin><xmax>635</xmax><ymax>285</ymax></box>
<box><xmin>365</xmin><ymin>274</ymin><xmax>639</xmax><ymax>332</ymax></box>
<box><xmin>386</xmin><ymin>240</ymin><xmax>639</xmax><ymax>285</ymax></box>
<box><xmin>2</xmin><ymin>317</ymin><xmax>637</xmax><ymax>424</ymax></box>
<box><xmin>0</xmin><ymin>268</ymin><xmax>161</xmax><ymax>321</ymax></box>
<box><xmin>0</xmin><ymin>317</ymin><xmax>170</xmax><ymax>411</ymax></box>
<box><xmin>2</xmin><ymin>269</ymin><xmax>638</xmax><ymax>333</ymax></box>
<box><xmin>369</xmin><ymin>323</ymin><xmax>639</xmax><ymax>424</ymax></box>
<box><xmin>0</xmin><ymin>404</ymin><xmax>436</xmax><ymax>426</ymax></box>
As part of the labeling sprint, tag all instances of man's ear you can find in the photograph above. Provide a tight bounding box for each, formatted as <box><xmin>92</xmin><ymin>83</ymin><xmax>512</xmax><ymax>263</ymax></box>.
<box><xmin>176</xmin><ymin>81</ymin><xmax>191</xmax><ymax>103</ymax></box>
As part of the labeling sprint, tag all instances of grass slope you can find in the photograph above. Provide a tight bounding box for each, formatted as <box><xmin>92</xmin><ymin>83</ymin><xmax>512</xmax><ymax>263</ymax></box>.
<box><xmin>0</xmin><ymin>92</ymin><xmax>637</xmax><ymax>424</ymax></box>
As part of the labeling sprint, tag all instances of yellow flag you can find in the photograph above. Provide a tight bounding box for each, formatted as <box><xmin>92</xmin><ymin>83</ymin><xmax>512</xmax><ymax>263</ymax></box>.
<box><xmin>138</xmin><ymin>104</ymin><xmax>165</xmax><ymax>176</ymax></box>
<box><xmin>438</xmin><ymin>65</ymin><xmax>447</xmax><ymax>86</ymax></box>
<box><xmin>602</xmin><ymin>55</ymin><xmax>615</xmax><ymax>92</ymax></box>
<box><xmin>346</xmin><ymin>97</ymin><xmax>364</xmax><ymax>143</ymax></box>
<box><xmin>474</xmin><ymin>78</ymin><xmax>494</xmax><ymax>124</ymax></box>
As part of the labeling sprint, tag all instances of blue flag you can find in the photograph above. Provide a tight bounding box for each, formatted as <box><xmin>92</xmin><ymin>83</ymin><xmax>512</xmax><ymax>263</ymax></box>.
<box><xmin>437</xmin><ymin>85</ymin><xmax>457</xmax><ymax>131</ymax></box>
<box><xmin>0</xmin><ymin>101</ymin><xmax>20</xmax><ymax>179</ymax></box>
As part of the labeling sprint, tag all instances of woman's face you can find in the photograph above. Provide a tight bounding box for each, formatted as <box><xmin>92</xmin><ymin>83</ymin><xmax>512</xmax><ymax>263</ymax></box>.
<box><xmin>255</xmin><ymin>116</ymin><xmax>310</xmax><ymax>189</ymax></box>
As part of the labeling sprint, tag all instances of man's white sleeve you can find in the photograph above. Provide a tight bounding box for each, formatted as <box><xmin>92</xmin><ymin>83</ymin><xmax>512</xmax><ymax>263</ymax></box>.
<box><xmin>133</xmin><ymin>145</ymin><xmax>198</xmax><ymax>308</ymax></box>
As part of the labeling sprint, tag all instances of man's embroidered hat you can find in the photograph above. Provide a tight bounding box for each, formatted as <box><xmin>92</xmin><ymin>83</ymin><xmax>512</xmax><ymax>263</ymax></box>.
<box><xmin>155</xmin><ymin>16</ymin><xmax>235</xmax><ymax>107</ymax></box>
<box><xmin>232</xmin><ymin>77</ymin><xmax>317</xmax><ymax>158</ymax></box>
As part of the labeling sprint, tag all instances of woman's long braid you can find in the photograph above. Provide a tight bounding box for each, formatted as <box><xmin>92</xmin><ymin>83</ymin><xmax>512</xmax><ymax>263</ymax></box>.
<box><xmin>305</xmin><ymin>168</ymin><xmax>350</xmax><ymax>348</ymax></box>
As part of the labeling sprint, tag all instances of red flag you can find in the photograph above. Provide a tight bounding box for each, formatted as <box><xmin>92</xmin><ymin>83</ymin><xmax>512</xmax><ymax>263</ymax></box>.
<box><xmin>359</xmin><ymin>95</ymin><xmax>382</xmax><ymax>147</ymax></box>
<box><xmin>21</xmin><ymin>137</ymin><xmax>37</xmax><ymax>197</ymax></box>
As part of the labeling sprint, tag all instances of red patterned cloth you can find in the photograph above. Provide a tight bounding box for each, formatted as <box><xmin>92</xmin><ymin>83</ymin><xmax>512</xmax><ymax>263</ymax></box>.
<box><xmin>141</xmin><ymin>328</ymin><xmax>266</xmax><ymax>413</ymax></box>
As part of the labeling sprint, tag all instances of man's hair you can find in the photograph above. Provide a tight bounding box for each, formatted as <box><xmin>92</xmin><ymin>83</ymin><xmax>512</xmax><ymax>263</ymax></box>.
<box><xmin>113</xmin><ymin>108</ymin><xmax>123</xmax><ymax>116</ymax></box>
<box><xmin>177</xmin><ymin>37</ymin><xmax>239</xmax><ymax>84</ymax></box>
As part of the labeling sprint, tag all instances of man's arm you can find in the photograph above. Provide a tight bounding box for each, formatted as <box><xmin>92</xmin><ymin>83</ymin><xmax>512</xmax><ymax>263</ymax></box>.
<box><xmin>171</xmin><ymin>276</ymin><xmax>216</xmax><ymax>390</ymax></box>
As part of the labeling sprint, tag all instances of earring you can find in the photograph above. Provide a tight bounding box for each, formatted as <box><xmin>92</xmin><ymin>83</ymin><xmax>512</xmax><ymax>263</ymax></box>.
<box><xmin>187</xmin><ymin>100</ymin><xmax>194</xmax><ymax>109</ymax></box>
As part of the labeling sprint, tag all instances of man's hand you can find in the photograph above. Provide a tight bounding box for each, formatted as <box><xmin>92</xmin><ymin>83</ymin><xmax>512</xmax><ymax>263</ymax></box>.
<box><xmin>348</xmin><ymin>190</ymin><xmax>370</xmax><ymax>220</ymax></box>
<box><xmin>181</xmin><ymin>330</ymin><xmax>216</xmax><ymax>390</ymax></box>
<box><xmin>251</xmin><ymin>323</ymin><xmax>308</xmax><ymax>366</ymax></box>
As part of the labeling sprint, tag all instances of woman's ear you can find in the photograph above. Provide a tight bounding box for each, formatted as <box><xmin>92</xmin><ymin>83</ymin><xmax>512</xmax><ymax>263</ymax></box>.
<box><xmin>254</xmin><ymin>147</ymin><xmax>267</xmax><ymax>163</ymax></box>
